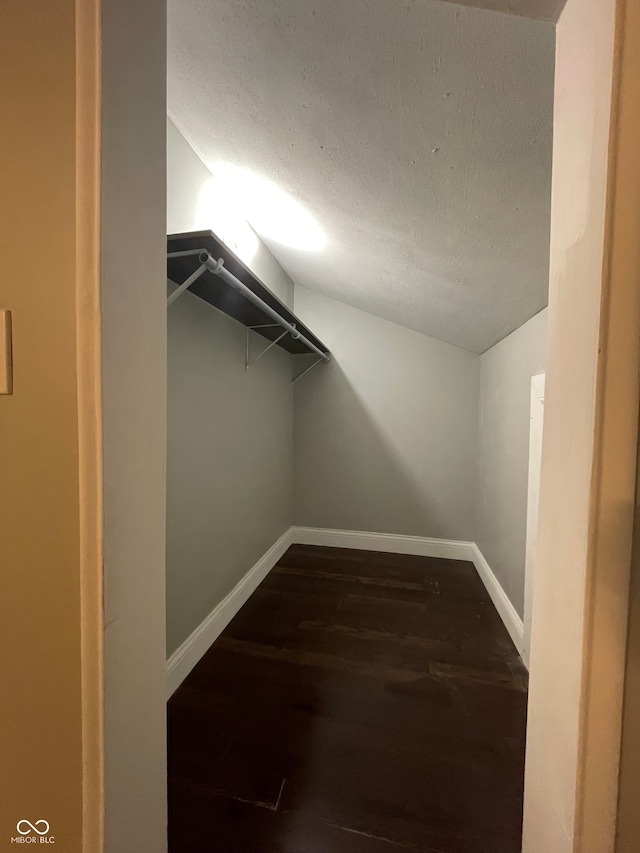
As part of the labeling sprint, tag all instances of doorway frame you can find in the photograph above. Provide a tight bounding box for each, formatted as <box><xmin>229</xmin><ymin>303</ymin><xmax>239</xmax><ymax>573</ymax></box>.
<box><xmin>523</xmin><ymin>373</ymin><xmax>545</xmax><ymax>669</ymax></box>
<box><xmin>523</xmin><ymin>1</ymin><xmax>640</xmax><ymax>851</ymax></box>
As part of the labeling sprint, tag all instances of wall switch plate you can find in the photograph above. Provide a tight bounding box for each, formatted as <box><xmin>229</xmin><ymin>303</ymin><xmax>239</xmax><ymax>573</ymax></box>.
<box><xmin>0</xmin><ymin>310</ymin><xmax>13</xmax><ymax>394</ymax></box>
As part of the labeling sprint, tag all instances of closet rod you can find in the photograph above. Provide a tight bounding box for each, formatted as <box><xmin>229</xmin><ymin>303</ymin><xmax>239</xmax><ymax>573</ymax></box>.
<box><xmin>198</xmin><ymin>251</ymin><xmax>331</xmax><ymax>363</ymax></box>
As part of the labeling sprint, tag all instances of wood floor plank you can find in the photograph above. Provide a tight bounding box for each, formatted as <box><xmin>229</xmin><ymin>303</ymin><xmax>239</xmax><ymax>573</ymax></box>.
<box><xmin>168</xmin><ymin>545</ymin><xmax>527</xmax><ymax>852</ymax></box>
<box><xmin>169</xmin><ymin>777</ymin><xmax>445</xmax><ymax>853</ymax></box>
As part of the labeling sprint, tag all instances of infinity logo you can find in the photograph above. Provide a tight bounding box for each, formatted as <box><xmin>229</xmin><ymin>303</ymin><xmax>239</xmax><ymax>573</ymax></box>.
<box><xmin>16</xmin><ymin>820</ymin><xmax>50</xmax><ymax>836</ymax></box>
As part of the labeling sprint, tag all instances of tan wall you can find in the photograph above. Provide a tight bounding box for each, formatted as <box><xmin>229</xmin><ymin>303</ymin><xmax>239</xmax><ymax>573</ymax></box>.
<box><xmin>612</xmin><ymin>1</ymin><xmax>640</xmax><ymax>850</ymax></box>
<box><xmin>618</xmin><ymin>445</ymin><xmax>640</xmax><ymax>852</ymax></box>
<box><xmin>0</xmin><ymin>1</ymin><xmax>102</xmax><ymax>850</ymax></box>
<box><xmin>524</xmin><ymin>0</ymin><xmax>640</xmax><ymax>851</ymax></box>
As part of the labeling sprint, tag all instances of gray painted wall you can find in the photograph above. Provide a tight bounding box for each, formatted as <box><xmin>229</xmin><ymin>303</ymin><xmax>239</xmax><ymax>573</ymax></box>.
<box><xmin>166</xmin><ymin>291</ymin><xmax>293</xmax><ymax>654</ymax></box>
<box><xmin>476</xmin><ymin>308</ymin><xmax>548</xmax><ymax>617</ymax></box>
<box><xmin>166</xmin><ymin>120</ymin><xmax>293</xmax><ymax>656</ymax></box>
<box><xmin>293</xmin><ymin>286</ymin><xmax>479</xmax><ymax>540</ymax></box>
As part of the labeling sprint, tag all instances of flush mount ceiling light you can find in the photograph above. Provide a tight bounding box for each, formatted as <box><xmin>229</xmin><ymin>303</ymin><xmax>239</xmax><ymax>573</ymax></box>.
<box><xmin>208</xmin><ymin>162</ymin><xmax>327</xmax><ymax>252</ymax></box>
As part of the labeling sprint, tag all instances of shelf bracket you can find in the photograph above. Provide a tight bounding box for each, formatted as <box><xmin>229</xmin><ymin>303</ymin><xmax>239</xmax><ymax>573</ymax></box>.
<box><xmin>293</xmin><ymin>354</ymin><xmax>325</xmax><ymax>383</ymax></box>
<box><xmin>167</xmin><ymin>261</ymin><xmax>208</xmax><ymax>307</ymax></box>
<box><xmin>245</xmin><ymin>324</ymin><xmax>289</xmax><ymax>371</ymax></box>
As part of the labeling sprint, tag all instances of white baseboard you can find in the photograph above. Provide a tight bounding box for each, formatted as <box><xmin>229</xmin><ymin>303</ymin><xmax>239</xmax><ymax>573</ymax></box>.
<box><xmin>291</xmin><ymin>526</ymin><xmax>524</xmax><ymax>661</ymax></box>
<box><xmin>166</xmin><ymin>528</ymin><xmax>293</xmax><ymax>698</ymax></box>
<box><xmin>470</xmin><ymin>544</ymin><xmax>525</xmax><ymax>660</ymax></box>
<box><xmin>291</xmin><ymin>526</ymin><xmax>474</xmax><ymax>561</ymax></box>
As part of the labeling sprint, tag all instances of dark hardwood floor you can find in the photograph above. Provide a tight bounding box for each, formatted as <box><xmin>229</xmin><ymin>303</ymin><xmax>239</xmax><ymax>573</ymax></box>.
<box><xmin>168</xmin><ymin>545</ymin><xmax>528</xmax><ymax>853</ymax></box>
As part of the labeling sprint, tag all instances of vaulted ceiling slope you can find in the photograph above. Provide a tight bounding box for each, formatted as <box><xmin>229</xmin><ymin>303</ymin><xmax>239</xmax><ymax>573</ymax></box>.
<box><xmin>168</xmin><ymin>0</ymin><xmax>554</xmax><ymax>353</ymax></box>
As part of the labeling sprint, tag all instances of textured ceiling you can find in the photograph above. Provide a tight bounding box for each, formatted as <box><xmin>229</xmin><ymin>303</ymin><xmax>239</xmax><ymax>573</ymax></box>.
<box><xmin>168</xmin><ymin>0</ymin><xmax>555</xmax><ymax>353</ymax></box>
